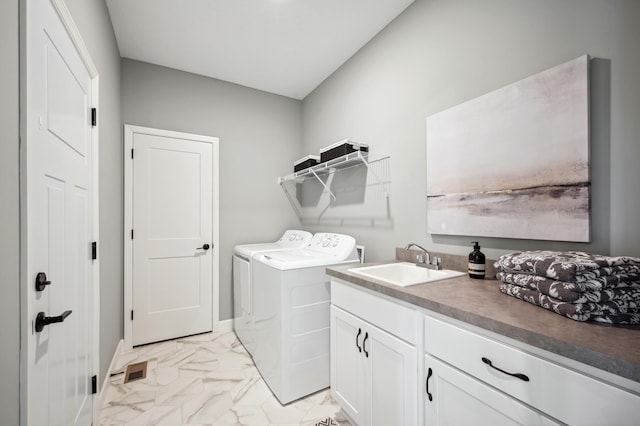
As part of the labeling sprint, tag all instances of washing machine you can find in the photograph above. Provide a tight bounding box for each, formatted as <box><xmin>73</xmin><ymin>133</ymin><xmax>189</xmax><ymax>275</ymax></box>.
<box><xmin>251</xmin><ymin>232</ymin><xmax>359</xmax><ymax>404</ymax></box>
<box><xmin>233</xmin><ymin>230</ymin><xmax>312</xmax><ymax>356</ymax></box>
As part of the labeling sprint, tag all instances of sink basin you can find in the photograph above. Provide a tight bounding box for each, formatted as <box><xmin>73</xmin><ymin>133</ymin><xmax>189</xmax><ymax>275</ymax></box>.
<box><xmin>348</xmin><ymin>262</ymin><xmax>465</xmax><ymax>287</ymax></box>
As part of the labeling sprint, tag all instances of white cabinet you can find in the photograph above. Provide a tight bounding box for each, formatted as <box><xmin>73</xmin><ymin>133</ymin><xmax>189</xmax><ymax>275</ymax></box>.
<box><xmin>330</xmin><ymin>277</ymin><xmax>640</xmax><ymax>426</ymax></box>
<box><xmin>424</xmin><ymin>354</ymin><xmax>558</xmax><ymax>426</ymax></box>
<box><xmin>367</xmin><ymin>316</ymin><xmax>417</xmax><ymax>426</ymax></box>
<box><xmin>423</xmin><ymin>314</ymin><xmax>640</xmax><ymax>426</ymax></box>
<box><xmin>331</xmin><ymin>306</ymin><xmax>366</xmax><ymax>423</ymax></box>
<box><xmin>331</xmin><ymin>280</ymin><xmax>419</xmax><ymax>426</ymax></box>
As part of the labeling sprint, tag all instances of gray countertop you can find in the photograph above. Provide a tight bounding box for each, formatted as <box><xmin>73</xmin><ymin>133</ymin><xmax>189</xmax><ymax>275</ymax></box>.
<box><xmin>327</xmin><ymin>262</ymin><xmax>640</xmax><ymax>383</ymax></box>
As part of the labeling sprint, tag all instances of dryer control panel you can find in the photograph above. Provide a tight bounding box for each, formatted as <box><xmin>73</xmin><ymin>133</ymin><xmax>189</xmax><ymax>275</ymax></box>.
<box><xmin>306</xmin><ymin>232</ymin><xmax>358</xmax><ymax>261</ymax></box>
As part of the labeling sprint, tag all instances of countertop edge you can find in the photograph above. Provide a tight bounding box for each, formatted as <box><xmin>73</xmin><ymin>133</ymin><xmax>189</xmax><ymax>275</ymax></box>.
<box><xmin>326</xmin><ymin>266</ymin><xmax>640</xmax><ymax>384</ymax></box>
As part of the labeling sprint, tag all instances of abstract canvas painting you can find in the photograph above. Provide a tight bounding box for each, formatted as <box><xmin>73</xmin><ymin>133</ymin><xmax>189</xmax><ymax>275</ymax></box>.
<box><xmin>426</xmin><ymin>55</ymin><xmax>590</xmax><ymax>242</ymax></box>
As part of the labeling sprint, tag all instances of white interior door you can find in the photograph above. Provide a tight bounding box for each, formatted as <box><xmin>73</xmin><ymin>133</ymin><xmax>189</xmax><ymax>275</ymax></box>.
<box><xmin>129</xmin><ymin>126</ymin><xmax>217</xmax><ymax>346</ymax></box>
<box><xmin>26</xmin><ymin>0</ymin><xmax>95</xmax><ymax>424</ymax></box>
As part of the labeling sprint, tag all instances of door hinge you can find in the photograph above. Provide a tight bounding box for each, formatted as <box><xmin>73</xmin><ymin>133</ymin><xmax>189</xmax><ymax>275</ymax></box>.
<box><xmin>131</xmin><ymin>310</ymin><xmax>134</xmax><ymax>321</ymax></box>
<box><xmin>91</xmin><ymin>375</ymin><xmax>97</xmax><ymax>394</ymax></box>
<box><xmin>91</xmin><ymin>108</ymin><xmax>97</xmax><ymax>127</ymax></box>
<box><xmin>91</xmin><ymin>241</ymin><xmax>97</xmax><ymax>260</ymax></box>
<box><xmin>131</xmin><ymin>229</ymin><xmax>134</xmax><ymax>240</ymax></box>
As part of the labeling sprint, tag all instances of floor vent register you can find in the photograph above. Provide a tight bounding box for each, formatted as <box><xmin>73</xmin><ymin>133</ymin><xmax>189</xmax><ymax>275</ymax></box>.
<box><xmin>123</xmin><ymin>361</ymin><xmax>147</xmax><ymax>383</ymax></box>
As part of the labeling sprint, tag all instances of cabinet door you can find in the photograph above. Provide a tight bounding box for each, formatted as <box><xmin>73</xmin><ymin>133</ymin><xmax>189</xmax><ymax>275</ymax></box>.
<box><xmin>331</xmin><ymin>306</ymin><xmax>367</xmax><ymax>425</ymax></box>
<box><xmin>424</xmin><ymin>355</ymin><xmax>559</xmax><ymax>426</ymax></box>
<box><xmin>367</xmin><ymin>324</ymin><xmax>418</xmax><ymax>426</ymax></box>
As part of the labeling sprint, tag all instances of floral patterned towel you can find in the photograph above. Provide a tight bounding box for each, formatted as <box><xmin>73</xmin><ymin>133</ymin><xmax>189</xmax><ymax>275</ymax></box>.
<box><xmin>499</xmin><ymin>283</ymin><xmax>640</xmax><ymax>324</ymax></box>
<box><xmin>497</xmin><ymin>272</ymin><xmax>640</xmax><ymax>303</ymax></box>
<box><xmin>495</xmin><ymin>251</ymin><xmax>640</xmax><ymax>283</ymax></box>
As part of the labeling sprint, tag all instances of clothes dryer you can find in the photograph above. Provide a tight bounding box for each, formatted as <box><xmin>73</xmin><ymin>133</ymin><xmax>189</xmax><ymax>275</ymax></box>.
<box><xmin>232</xmin><ymin>230</ymin><xmax>312</xmax><ymax>356</ymax></box>
<box><xmin>251</xmin><ymin>232</ymin><xmax>358</xmax><ymax>404</ymax></box>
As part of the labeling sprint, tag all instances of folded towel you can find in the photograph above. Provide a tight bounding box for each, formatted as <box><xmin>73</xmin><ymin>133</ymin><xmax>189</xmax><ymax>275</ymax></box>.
<box><xmin>497</xmin><ymin>272</ymin><xmax>640</xmax><ymax>303</ymax></box>
<box><xmin>499</xmin><ymin>283</ymin><xmax>640</xmax><ymax>324</ymax></box>
<box><xmin>495</xmin><ymin>251</ymin><xmax>640</xmax><ymax>282</ymax></box>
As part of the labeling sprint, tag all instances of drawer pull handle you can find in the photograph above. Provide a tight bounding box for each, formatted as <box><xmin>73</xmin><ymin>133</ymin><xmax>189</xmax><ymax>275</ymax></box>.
<box><xmin>362</xmin><ymin>332</ymin><xmax>369</xmax><ymax>358</ymax></box>
<box><xmin>425</xmin><ymin>367</ymin><xmax>433</xmax><ymax>401</ymax></box>
<box><xmin>356</xmin><ymin>328</ymin><xmax>362</xmax><ymax>352</ymax></box>
<box><xmin>482</xmin><ymin>357</ymin><xmax>530</xmax><ymax>382</ymax></box>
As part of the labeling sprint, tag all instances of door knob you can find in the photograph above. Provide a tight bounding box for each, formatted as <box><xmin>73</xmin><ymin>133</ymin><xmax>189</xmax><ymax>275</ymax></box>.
<box><xmin>35</xmin><ymin>310</ymin><xmax>72</xmax><ymax>332</ymax></box>
<box><xmin>197</xmin><ymin>243</ymin><xmax>211</xmax><ymax>251</ymax></box>
<box><xmin>35</xmin><ymin>272</ymin><xmax>51</xmax><ymax>291</ymax></box>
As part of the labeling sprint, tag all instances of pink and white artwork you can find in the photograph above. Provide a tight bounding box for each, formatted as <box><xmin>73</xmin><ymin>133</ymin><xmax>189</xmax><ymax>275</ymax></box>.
<box><xmin>426</xmin><ymin>55</ymin><xmax>590</xmax><ymax>242</ymax></box>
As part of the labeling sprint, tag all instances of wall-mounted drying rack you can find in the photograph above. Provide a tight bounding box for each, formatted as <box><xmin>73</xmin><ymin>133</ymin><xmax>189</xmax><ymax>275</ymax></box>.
<box><xmin>278</xmin><ymin>151</ymin><xmax>391</xmax><ymax>225</ymax></box>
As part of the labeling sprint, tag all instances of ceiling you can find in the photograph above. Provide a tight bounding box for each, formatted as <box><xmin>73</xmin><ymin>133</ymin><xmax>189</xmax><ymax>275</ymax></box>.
<box><xmin>105</xmin><ymin>0</ymin><xmax>414</xmax><ymax>100</ymax></box>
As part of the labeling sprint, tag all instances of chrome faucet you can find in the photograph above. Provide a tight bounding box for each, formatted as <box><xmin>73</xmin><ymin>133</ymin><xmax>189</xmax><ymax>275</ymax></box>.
<box><xmin>404</xmin><ymin>243</ymin><xmax>442</xmax><ymax>270</ymax></box>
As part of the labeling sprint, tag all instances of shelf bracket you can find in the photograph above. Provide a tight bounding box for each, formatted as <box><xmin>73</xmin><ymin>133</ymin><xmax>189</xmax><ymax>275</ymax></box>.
<box><xmin>357</xmin><ymin>155</ymin><xmax>384</xmax><ymax>188</ymax></box>
<box><xmin>310</xmin><ymin>168</ymin><xmax>336</xmax><ymax>201</ymax></box>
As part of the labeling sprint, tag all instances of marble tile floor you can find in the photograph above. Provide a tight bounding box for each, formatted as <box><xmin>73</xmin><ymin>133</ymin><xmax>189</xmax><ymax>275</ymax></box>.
<box><xmin>99</xmin><ymin>330</ymin><xmax>350</xmax><ymax>426</ymax></box>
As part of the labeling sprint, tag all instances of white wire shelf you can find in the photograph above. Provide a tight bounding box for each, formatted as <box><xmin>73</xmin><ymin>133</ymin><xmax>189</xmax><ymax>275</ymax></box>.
<box><xmin>278</xmin><ymin>151</ymin><xmax>391</xmax><ymax>224</ymax></box>
<box><xmin>278</xmin><ymin>151</ymin><xmax>389</xmax><ymax>185</ymax></box>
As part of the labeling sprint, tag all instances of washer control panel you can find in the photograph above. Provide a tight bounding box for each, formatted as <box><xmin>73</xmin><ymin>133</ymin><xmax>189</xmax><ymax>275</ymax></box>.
<box><xmin>278</xmin><ymin>230</ymin><xmax>313</xmax><ymax>247</ymax></box>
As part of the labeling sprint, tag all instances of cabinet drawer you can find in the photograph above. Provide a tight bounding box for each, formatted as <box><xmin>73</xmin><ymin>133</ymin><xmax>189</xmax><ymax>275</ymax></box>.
<box><xmin>424</xmin><ymin>354</ymin><xmax>560</xmax><ymax>425</ymax></box>
<box><xmin>331</xmin><ymin>279</ymin><xmax>419</xmax><ymax>345</ymax></box>
<box><xmin>424</xmin><ymin>315</ymin><xmax>640</xmax><ymax>426</ymax></box>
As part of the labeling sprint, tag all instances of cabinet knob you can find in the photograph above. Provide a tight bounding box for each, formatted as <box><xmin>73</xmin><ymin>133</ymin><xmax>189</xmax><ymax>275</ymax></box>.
<box><xmin>425</xmin><ymin>367</ymin><xmax>433</xmax><ymax>401</ymax></box>
<box><xmin>356</xmin><ymin>328</ymin><xmax>362</xmax><ymax>352</ymax></box>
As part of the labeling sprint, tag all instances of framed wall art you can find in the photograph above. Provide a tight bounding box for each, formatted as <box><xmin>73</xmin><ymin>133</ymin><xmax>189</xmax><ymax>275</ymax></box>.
<box><xmin>426</xmin><ymin>55</ymin><xmax>590</xmax><ymax>242</ymax></box>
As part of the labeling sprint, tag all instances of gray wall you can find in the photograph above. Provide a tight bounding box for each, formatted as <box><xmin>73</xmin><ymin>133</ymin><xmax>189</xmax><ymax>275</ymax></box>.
<box><xmin>121</xmin><ymin>59</ymin><xmax>301</xmax><ymax>320</ymax></box>
<box><xmin>63</xmin><ymin>0</ymin><xmax>122</xmax><ymax>385</ymax></box>
<box><xmin>302</xmin><ymin>0</ymin><xmax>640</xmax><ymax>260</ymax></box>
<box><xmin>1</xmin><ymin>0</ymin><xmax>20</xmax><ymax>423</ymax></box>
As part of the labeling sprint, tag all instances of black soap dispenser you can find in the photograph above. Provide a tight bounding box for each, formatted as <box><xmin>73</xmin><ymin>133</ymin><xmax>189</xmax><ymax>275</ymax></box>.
<box><xmin>468</xmin><ymin>242</ymin><xmax>486</xmax><ymax>279</ymax></box>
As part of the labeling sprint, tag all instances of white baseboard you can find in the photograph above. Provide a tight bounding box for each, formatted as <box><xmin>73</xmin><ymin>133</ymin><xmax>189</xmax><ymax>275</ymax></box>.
<box><xmin>99</xmin><ymin>338</ymin><xmax>123</xmax><ymax>408</ymax></box>
<box><xmin>216</xmin><ymin>319</ymin><xmax>233</xmax><ymax>333</ymax></box>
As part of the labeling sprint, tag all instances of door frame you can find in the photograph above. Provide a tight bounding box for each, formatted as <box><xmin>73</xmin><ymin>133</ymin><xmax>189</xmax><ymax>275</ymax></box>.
<box><xmin>123</xmin><ymin>124</ymin><xmax>220</xmax><ymax>350</ymax></box>
<box><xmin>19</xmin><ymin>0</ymin><xmax>100</xmax><ymax>424</ymax></box>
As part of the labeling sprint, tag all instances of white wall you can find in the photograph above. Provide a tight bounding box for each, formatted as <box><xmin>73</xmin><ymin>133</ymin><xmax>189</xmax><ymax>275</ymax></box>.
<box><xmin>302</xmin><ymin>0</ymin><xmax>640</xmax><ymax>260</ymax></box>
<box><xmin>0</xmin><ymin>0</ymin><xmax>20</xmax><ymax>423</ymax></box>
<box><xmin>62</xmin><ymin>0</ymin><xmax>122</xmax><ymax>383</ymax></box>
<box><xmin>121</xmin><ymin>59</ymin><xmax>301</xmax><ymax>320</ymax></box>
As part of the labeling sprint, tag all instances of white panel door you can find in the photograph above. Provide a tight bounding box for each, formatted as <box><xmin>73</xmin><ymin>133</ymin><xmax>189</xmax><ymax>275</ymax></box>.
<box><xmin>131</xmin><ymin>129</ymin><xmax>214</xmax><ymax>346</ymax></box>
<box><xmin>27</xmin><ymin>0</ymin><xmax>94</xmax><ymax>424</ymax></box>
<box><xmin>424</xmin><ymin>355</ymin><xmax>559</xmax><ymax>426</ymax></box>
